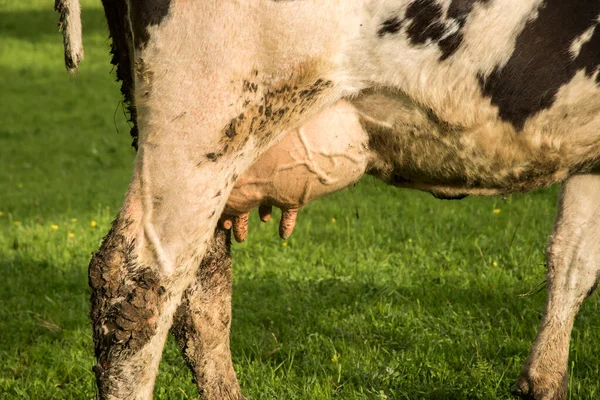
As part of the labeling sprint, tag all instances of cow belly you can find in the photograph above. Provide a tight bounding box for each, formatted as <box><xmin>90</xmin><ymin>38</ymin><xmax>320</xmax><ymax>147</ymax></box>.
<box><xmin>352</xmin><ymin>87</ymin><xmax>600</xmax><ymax>197</ymax></box>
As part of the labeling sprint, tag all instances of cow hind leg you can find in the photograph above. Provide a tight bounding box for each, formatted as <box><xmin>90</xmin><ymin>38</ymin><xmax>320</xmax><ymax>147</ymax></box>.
<box><xmin>513</xmin><ymin>174</ymin><xmax>600</xmax><ymax>400</ymax></box>
<box><xmin>89</xmin><ymin>126</ymin><xmax>257</xmax><ymax>399</ymax></box>
<box><xmin>171</xmin><ymin>227</ymin><xmax>244</xmax><ymax>400</ymax></box>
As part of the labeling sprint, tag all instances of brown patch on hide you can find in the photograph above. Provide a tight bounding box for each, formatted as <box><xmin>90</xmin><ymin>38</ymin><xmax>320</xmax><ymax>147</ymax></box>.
<box><xmin>89</xmin><ymin>219</ymin><xmax>165</xmax><ymax>384</ymax></box>
<box><xmin>220</xmin><ymin>75</ymin><xmax>333</xmax><ymax>152</ymax></box>
<box><xmin>102</xmin><ymin>0</ymin><xmax>139</xmax><ymax>149</ymax></box>
<box><xmin>171</xmin><ymin>229</ymin><xmax>245</xmax><ymax>399</ymax></box>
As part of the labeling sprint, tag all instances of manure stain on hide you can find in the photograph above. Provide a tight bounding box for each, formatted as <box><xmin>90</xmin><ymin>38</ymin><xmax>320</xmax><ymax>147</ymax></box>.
<box><xmin>205</xmin><ymin>152</ymin><xmax>223</xmax><ymax>162</ymax></box>
<box><xmin>479</xmin><ymin>0</ymin><xmax>600</xmax><ymax>130</ymax></box>
<box><xmin>243</xmin><ymin>80</ymin><xmax>258</xmax><ymax>93</ymax></box>
<box><xmin>171</xmin><ymin>229</ymin><xmax>234</xmax><ymax>391</ymax></box>
<box><xmin>219</xmin><ymin>77</ymin><xmax>333</xmax><ymax>152</ymax></box>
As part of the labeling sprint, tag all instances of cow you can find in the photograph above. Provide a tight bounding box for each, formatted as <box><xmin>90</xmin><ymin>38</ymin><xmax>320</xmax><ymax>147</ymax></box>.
<box><xmin>55</xmin><ymin>0</ymin><xmax>600</xmax><ymax>399</ymax></box>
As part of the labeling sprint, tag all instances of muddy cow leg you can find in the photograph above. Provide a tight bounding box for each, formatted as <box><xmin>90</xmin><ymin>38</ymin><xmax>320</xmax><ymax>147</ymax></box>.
<box><xmin>171</xmin><ymin>228</ymin><xmax>244</xmax><ymax>399</ymax></box>
<box><xmin>514</xmin><ymin>174</ymin><xmax>600</xmax><ymax>400</ymax></box>
<box><xmin>88</xmin><ymin>153</ymin><xmax>244</xmax><ymax>399</ymax></box>
<box><xmin>87</xmin><ymin>89</ymin><xmax>275</xmax><ymax>398</ymax></box>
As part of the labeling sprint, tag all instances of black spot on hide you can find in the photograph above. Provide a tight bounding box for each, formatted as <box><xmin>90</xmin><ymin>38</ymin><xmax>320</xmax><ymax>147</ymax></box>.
<box><xmin>130</xmin><ymin>0</ymin><xmax>172</xmax><ymax>49</ymax></box>
<box><xmin>378</xmin><ymin>17</ymin><xmax>403</xmax><ymax>37</ymax></box>
<box><xmin>380</xmin><ymin>0</ymin><xmax>490</xmax><ymax>59</ymax></box>
<box><xmin>438</xmin><ymin>0</ymin><xmax>491</xmax><ymax>59</ymax></box>
<box><xmin>480</xmin><ymin>0</ymin><xmax>600</xmax><ymax>131</ymax></box>
<box><xmin>405</xmin><ymin>0</ymin><xmax>446</xmax><ymax>45</ymax></box>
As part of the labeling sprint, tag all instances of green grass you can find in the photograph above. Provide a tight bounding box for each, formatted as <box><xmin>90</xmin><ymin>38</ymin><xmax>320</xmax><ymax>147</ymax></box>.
<box><xmin>1</xmin><ymin>1</ymin><xmax>599</xmax><ymax>399</ymax></box>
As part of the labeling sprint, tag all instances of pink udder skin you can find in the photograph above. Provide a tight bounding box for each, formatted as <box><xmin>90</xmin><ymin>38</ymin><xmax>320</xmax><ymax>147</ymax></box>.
<box><xmin>222</xmin><ymin>101</ymin><xmax>372</xmax><ymax>241</ymax></box>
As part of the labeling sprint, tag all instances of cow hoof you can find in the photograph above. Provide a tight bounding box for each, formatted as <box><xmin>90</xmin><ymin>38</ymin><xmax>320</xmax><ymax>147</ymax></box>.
<box><xmin>201</xmin><ymin>390</ymin><xmax>246</xmax><ymax>400</ymax></box>
<box><xmin>511</xmin><ymin>378</ymin><xmax>534</xmax><ymax>399</ymax></box>
<box><xmin>511</xmin><ymin>374</ymin><xmax>567</xmax><ymax>400</ymax></box>
<box><xmin>200</xmin><ymin>380</ymin><xmax>246</xmax><ymax>400</ymax></box>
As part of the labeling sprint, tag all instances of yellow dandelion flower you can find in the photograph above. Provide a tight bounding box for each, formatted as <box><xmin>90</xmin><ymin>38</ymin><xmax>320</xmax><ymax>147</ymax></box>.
<box><xmin>90</xmin><ymin>220</ymin><xmax>97</xmax><ymax>227</ymax></box>
<box><xmin>51</xmin><ymin>225</ymin><xmax>59</xmax><ymax>230</ymax></box>
<box><xmin>68</xmin><ymin>232</ymin><xmax>75</xmax><ymax>238</ymax></box>
<box><xmin>17</xmin><ymin>183</ymin><xmax>23</xmax><ymax>188</ymax></box>
<box><xmin>332</xmin><ymin>353</ymin><xmax>340</xmax><ymax>363</ymax></box>
<box><xmin>408</xmin><ymin>238</ymin><xmax>413</xmax><ymax>243</ymax></box>
<box><xmin>493</xmin><ymin>209</ymin><xmax>501</xmax><ymax>214</ymax></box>
<box><xmin>71</xmin><ymin>218</ymin><xmax>78</xmax><ymax>223</ymax></box>
<box><xmin>0</xmin><ymin>211</ymin><xmax>4</xmax><ymax>217</ymax></box>
<box><xmin>282</xmin><ymin>241</ymin><xmax>288</xmax><ymax>247</ymax></box>
<box><xmin>492</xmin><ymin>261</ymin><xmax>498</xmax><ymax>267</ymax></box>
<box><xmin>14</xmin><ymin>221</ymin><xmax>20</xmax><ymax>226</ymax></box>
<box><xmin>331</xmin><ymin>218</ymin><xmax>336</xmax><ymax>223</ymax></box>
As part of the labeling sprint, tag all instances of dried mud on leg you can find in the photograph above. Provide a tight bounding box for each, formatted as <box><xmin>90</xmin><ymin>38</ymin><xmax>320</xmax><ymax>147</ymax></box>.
<box><xmin>89</xmin><ymin>218</ymin><xmax>169</xmax><ymax>399</ymax></box>
<box><xmin>172</xmin><ymin>228</ymin><xmax>245</xmax><ymax>400</ymax></box>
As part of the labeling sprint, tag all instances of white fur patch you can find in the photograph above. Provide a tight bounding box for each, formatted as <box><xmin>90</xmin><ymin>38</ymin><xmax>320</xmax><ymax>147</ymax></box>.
<box><xmin>570</xmin><ymin>22</ymin><xmax>598</xmax><ymax>58</ymax></box>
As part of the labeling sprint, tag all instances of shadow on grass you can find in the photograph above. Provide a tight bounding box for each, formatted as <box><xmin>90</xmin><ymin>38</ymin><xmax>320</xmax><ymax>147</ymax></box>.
<box><xmin>229</xmin><ymin>273</ymin><xmax>537</xmax><ymax>399</ymax></box>
<box><xmin>0</xmin><ymin>256</ymin><xmax>89</xmax><ymax>351</ymax></box>
<box><xmin>1</xmin><ymin>251</ymin><xmax>597</xmax><ymax>399</ymax></box>
<box><xmin>230</xmin><ymin>273</ymin><xmax>598</xmax><ymax>399</ymax></box>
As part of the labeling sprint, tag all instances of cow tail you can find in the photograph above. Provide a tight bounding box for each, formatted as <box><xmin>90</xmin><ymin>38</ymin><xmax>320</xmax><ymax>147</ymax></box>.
<box><xmin>55</xmin><ymin>0</ymin><xmax>84</xmax><ymax>72</ymax></box>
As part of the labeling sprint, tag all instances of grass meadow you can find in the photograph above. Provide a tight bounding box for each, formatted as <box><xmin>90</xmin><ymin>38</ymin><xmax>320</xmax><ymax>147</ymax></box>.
<box><xmin>1</xmin><ymin>1</ymin><xmax>599</xmax><ymax>399</ymax></box>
